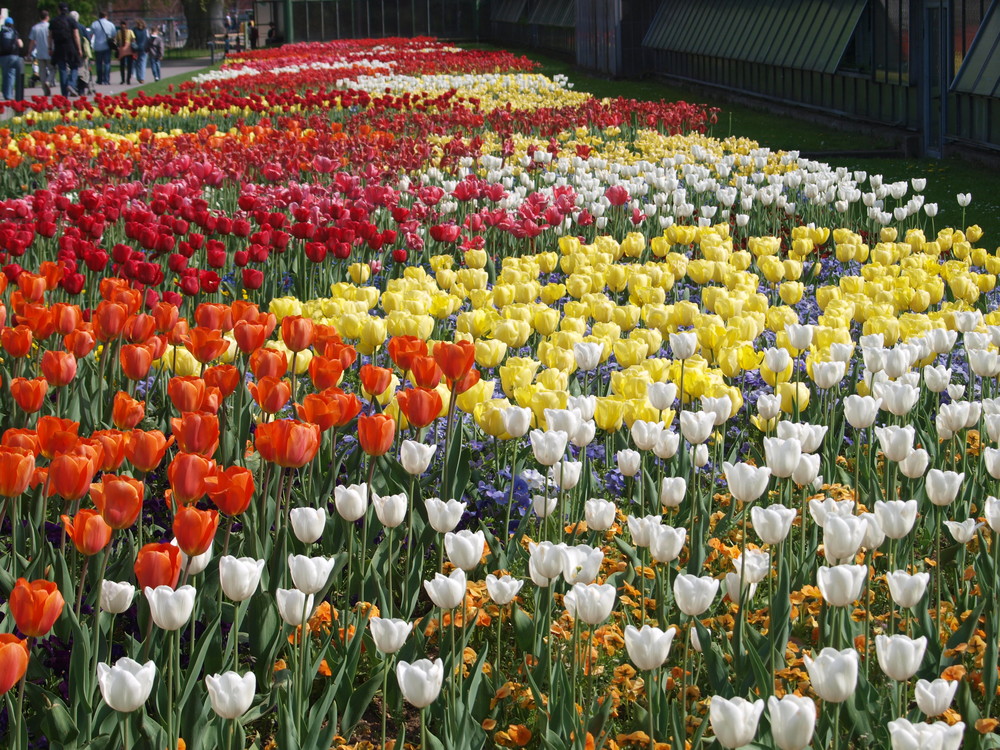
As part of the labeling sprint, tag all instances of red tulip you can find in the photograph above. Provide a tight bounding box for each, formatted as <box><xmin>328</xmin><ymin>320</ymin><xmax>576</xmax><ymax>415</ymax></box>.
<box><xmin>91</xmin><ymin>474</ymin><xmax>145</xmax><ymax>530</ymax></box>
<box><xmin>9</xmin><ymin>578</ymin><xmax>64</xmax><ymax>637</ymax></box>
<box><xmin>358</xmin><ymin>413</ymin><xmax>395</xmax><ymax>456</ymax></box>
<box><xmin>61</xmin><ymin>509</ymin><xmax>112</xmax><ymax>555</ymax></box>
<box><xmin>173</xmin><ymin>506</ymin><xmax>219</xmax><ymax>557</ymax></box>
<box><xmin>254</xmin><ymin>419</ymin><xmax>321</xmax><ymax>468</ymax></box>
<box><xmin>134</xmin><ymin>543</ymin><xmax>182</xmax><ymax>590</ymax></box>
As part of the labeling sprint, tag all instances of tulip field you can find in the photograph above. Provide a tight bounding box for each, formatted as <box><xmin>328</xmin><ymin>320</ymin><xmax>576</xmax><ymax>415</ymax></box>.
<box><xmin>2</xmin><ymin>36</ymin><xmax>1000</xmax><ymax>750</ymax></box>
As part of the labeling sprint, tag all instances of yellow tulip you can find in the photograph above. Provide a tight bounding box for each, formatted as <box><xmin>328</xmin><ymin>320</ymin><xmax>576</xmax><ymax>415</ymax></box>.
<box><xmin>500</xmin><ymin>357</ymin><xmax>540</xmax><ymax>397</ymax></box>
<box><xmin>474</xmin><ymin>399</ymin><xmax>513</xmax><ymax>439</ymax></box>
<box><xmin>594</xmin><ymin>397</ymin><xmax>627</xmax><ymax>432</ymax></box>
<box><xmin>533</xmin><ymin>308</ymin><xmax>561</xmax><ymax>337</ymax></box>
<box><xmin>475</xmin><ymin>339</ymin><xmax>508</xmax><ymax>369</ymax></box>
<box><xmin>464</xmin><ymin>248</ymin><xmax>488</xmax><ymax>270</ymax></box>
<box><xmin>270</xmin><ymin>296</ymin><xmax>304</xmax><ymax>322</ymax></box>
<box><xmin>776</xmin><ymin>382</ymin><xmax>810</xmax><ymax>414</ymax></box>
<box><xmin>348</xmin><ymin>263</ymin><xmax>371</xmax><ymax>284</ymax></box>
<box><xmin>457</xmin><ymin>379</ymin><xmax>495</xmax><ymax>413</ymax></box>
<box><xmin>358</xmin><ymin>317</ymin><xmax>388</xmax><ymax>355</ymax></box>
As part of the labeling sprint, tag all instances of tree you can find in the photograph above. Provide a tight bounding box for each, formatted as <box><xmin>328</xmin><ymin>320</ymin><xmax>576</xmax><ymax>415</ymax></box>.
<box><xmin>178</xmin><ymin>0</ymin><xmax>225</xmax><ymax>48</ymax></box>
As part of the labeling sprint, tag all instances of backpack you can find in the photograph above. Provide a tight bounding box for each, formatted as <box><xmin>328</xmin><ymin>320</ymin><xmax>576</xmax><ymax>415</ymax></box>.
<box><xmin>133</xmin><ymin>28</ymin><xmax>147</xmax><ymax>53</ymax></box>
<box><xmin>0</xmin><ymin>25</ymin><xmax>17</xmax><ymax>55</ymax></box>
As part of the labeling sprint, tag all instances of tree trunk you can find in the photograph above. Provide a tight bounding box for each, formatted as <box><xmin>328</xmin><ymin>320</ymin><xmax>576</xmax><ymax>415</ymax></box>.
<box><xmin>179</xmin><ymin>0</ymin><xmax>225</xmax><ymax>49</ymax></box>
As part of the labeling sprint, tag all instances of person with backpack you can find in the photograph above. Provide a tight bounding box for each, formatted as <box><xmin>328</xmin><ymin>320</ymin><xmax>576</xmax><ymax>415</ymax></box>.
<box><xmin>131</xmin><ymin>19</ymin><xmax>148</xmax><ymax>85</ymax></box>
<box><xmin>48</xmin><ymin>3</ymin><xmax>82</xmax><ymax>97</ymax></box>
<box><xmin>116</xmin><ymin>20</ymin><xmax>134</xmax><ymax>85</ymax></box>
<box><xmin>27</xmin><ymin>10</ymin><xmax>54</xmax><ymax>96</ymax></box>
<box><xmin>89</xmin><ymin>11</ymin><xmax>115</xmax><ymax>86</ymax></box>
<box><xmin>0</xmin><ymin>16</ymin><xmax>24</xmax><ymax>101</ymax></box>
<box><xmin>148</xmin><ymin>26</ymin><xmax>164</xmax><ymax>82</ymax></box>
<box><xmin>70</xmin><ymin>11</ymin><xmax>93</xmax><ymax>95</ymax></box>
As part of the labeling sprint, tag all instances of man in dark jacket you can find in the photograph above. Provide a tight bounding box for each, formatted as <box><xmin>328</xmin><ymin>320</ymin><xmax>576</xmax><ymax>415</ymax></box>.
<box><xmin>0</xmin><ymin>17</ymin><xmax>24</xmax><ymax>101</ymax></box>
<box><xmin>48</xmin><ymin>3</ymin><xmax>82</xmax><ymax>96</ymax></box>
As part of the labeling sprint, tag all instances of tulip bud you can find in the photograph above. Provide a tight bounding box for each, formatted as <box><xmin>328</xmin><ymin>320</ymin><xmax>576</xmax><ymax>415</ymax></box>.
<box><xmin>709</xmin><ymin>695</ymin><xmax>764</xmax><ymax>749</ymax></box>
<box><xmin>218</xmin><ymin>556</ymin><xmax>265</xmax><ymax>602</ymax></box>
<box><xmin>485</xmin><ymin>574</ymin><xmax>524</xmax><ymax>605</ymax></box>
<box><xmin>334</xmin><ymin>483</ymin><xmax>369</xmax><ymax>522</ymax></box>
<box><xmin>915</xmin><ymin>678</ymin><xmax>958</xmax><ymax>717</ymax></box>
<box><xmin>751</xmin><ymin>504</ymin><xmax>797</xmax><ymax>545</ymax></box>
<box><xmin>673</xmin><ymin>574</ymin><xmax>719</xmax><ymax>616</ymax></box>
<box><xmin>396</xmin><ymin>658</ymin><xmax>444</xmax><ymax>708</ymax></box>
<box><xmin>444</xmin><ymin>530</ymin><xmax>485</xmax><ymax>571</ymax></box>
<box><xmin>289</xmin><ymin>506</ymin><xmax>327</xmax><ymax>544</ymax></box>
<box><xmin>372</xmin><ymin>492</ymin><xmax>407</xmax><ymax>528</ymax></box>
<box><xmin>100</xmin><ymin>580</ymin><xmax>135</xmax><ymax>614</ymax></box>
<box><xmin>423</xmin><ymin>569</ymin><xmax>466</xmax><ymax>610</ymax></box>
<box><xmin>876</xmin><ymin>634</ymin><xmax>927</xmax><ymax>681</ymax></box>
<box><xmin>767</xmin><ymin>694</ymin><xmax>816</xmax><ymax>750</ymax></box>
<box><xmin>400</xmin><ymin>440</ymin><xmax>436</xmax><ymax>475</ymax></box>
<box><xmin>97</xmin><ymin>658</ymin><xmax>156</xmax><ymax>712</ymax></box>
<box><xmin>287</xmin><ymin>554</ymin><xmax>336</xmax><ymax>595</ymax></box>
<box><xmin>625</xmin><ymin>624</ymin><xmax>677</xmax><ymax>671</ymax></box>
<box><xmin>369</xmin><ymin>617</ymin><xmax>413</xmax><ymax>655</ymax></box>
<box><xmin>144</xmin><ymin>585</ymin><xmax>196</xmax><ymax>630</ymax></box>
<box><xmin>584</xmin><ymin>498</ymin><xmax>616</xmax><ymax>531</ymax></box>
<box><xmin>205</xmin><ymin>671</ymin><xmax>256</xmax><ymax>719</ymax></box>
<box><xmin>803</xmin><ymin>647</ymin><xmax>858</xmax><ymax>702</ymax></box>
<box><xmin>564</xmin><ymin>582</ymin><xmax>616</xmax><ymax>625</ymax></box>
<box><xmin>275</xmin><ymin>588</ymin><xmax>315</xmax><ymax>626</ymax></box>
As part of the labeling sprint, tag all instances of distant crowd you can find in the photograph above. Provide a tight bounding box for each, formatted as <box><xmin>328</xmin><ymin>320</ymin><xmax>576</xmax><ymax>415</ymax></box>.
<box><xmin>1</xmin><ymin>3</ymin><xmax>166</xmax><ymax>101</ymax></box>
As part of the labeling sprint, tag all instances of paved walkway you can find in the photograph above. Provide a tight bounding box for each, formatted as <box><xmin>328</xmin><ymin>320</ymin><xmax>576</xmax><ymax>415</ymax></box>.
<box><xmin>20</xmin><ymin>56</ymin><xmax>212</xmax><ymax>99</ymax></box>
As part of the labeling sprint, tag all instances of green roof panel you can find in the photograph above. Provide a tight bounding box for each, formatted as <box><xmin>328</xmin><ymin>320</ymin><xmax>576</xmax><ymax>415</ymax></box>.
<box><xmin>953</xmin><ymin>0</ymin><xmax>1000</xmax><ymax>97</ymax></box>
<box><xmin>642</xmin><ymin>0</ymin><xmax>869</xmax><ymax>74</ymax></box>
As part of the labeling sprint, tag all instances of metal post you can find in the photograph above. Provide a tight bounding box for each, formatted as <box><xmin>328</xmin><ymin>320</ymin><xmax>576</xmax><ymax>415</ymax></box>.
<box><xmin>284</xmin><ymin>0</ymin><xmax>293</xmax><ymax>43</ymax></box>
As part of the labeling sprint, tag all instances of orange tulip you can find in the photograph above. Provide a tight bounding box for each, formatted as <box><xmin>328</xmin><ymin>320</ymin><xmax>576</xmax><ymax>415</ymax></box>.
<box><xmin>153</xmin><ymin>302</ymin><xmax>180</xmax><ymax>333</ymax></box>
<box><xmin>64</xmin><ymin>328</ymin><xmax>96</xmax><ymax>358</ymax></box>
<box><xmin>204</xmin><ymin>364</ymin><xmax>240</xmax><ymax>399</ymax></box>
<box><xmin>454</xmin><ymin>368</ymin><xmax>482</xmax><ymax>395</ymax></box>
<box><xmin>233</xmin><ymin>319</ymin><xmax>268</xmax><ymax>353</ymax></box>
<box><xmin>410</xmin><ymin>356</ymin><xmax>443</xmax><ymax>389</ymax></box>
<box><xmin>90</xmin><ymin>430</ymin><xmax>128</xmax><ymax>472</ymax></box>
<box><xmin>16</xmin><ymin>272</ymin><xmax>46</xmax><ymax>302</ymax></box>
<box><xmin>205</xmin><ymin>465</ymin><xmax>255</xmax><ymax>516</ymax></box>
<box><xmin>433</xmin><ymin>340</ymin><xmax>476</xmax><ymax>385</ymax></box>
<box><xmin>9</xmin><ymin>578</ymin><xmax>64</xmax><ymax>637</ymax></box>
<box><xmin>184</xmin><ymin>328</ymin><xmax>230</xmax><ymax>364</ymax></box>
<box><xmin>167</xmin><ymin>452</ymin><xmax>216</xmax><ymax>506</ymax></box>
<box><xmin>2</xmin><ymin>429</ymin><xmax>40</xmax><ymax>457</ymax></box>
<box><xmin>112</xmin><ymin>392</ymin><xmax>146</xmax><ymax>430</ymax></box>
<box><xmin>18</xmin><ymin>304</ymin><xmax>55</xmax><ymax>339</ymax></box>
<box><xmin>134</xmin><ymin>543</ymin><xmax>181</xmax><ymax>590</ymax></box>
<box><xmin>249</xmin><ymin>347</ymin><xmax>287</xmax><ymax>379</ymax></box>
<box><xmin>0</xmin><ymin>446</ymin><xmax>35</xmax><ymax>497</ymax></box>
<box><xmin>388</xmin><ymin>336</ymin><xmax>428</xmax><ymax>372</ymax></box>
<box><xmin>48</xmin><ymin>451</ymin><xmax>100</xmax><ymax>501</ymax></box>
<box><xmin>168</xmin><ymin>377</ymin><xmax>208</xmax><ymax>413</ymax></box>
<box><xmin>91</xmin><ymin>474</ymin><xmax>144</xmax><ymax>530</ymax></box>
<box><xmin>0</xmin><ymin>635</ymin><xmax>29</xmax><ymax>695</ymax></box>
<box><xmin>254</xmin><ymin>419</ymin><xmax>321</xmax><ymax>468</ymax></box>
<box><xmin>324</xmin><ymin>341</ymin><xmax>357</xmax><ymax>369</ymax></box>
<box><xmin>170</xmin><ymin>412</ymin><xmax>220</xmax><ymax>456</ymax></box>
<box><xmin>194</xmin><ymin>303</ymin><xmax>233</xmax><ymax>332</ymax></box>
<box><xmin>360</xmin><ymin>365</ymin><xmax>393</xmax><ymax>397</ymax></box>
<box><xmin>119</xmin><ymin>344</ymin><xmax>154</xmax><ymax>381</ymax></box>
<box><xmin>308</xmin><ymin>356</ymin><xmax>344</xmax><ymax>391</ymax></box>
<box><xmin>230</xmin><ymin>300</ymin><xmax>260</xmax><ymax>324</ymax></box>
<box><xmin>328</xmin><ymin>391</ymin><xmax>363</xmax><ymax>428</ymax></box>
<box><xmin>93</xmin><ymin>301</ymin><xmax>129</xmax><ymax>342</ymax></box>
<box><xmin>173</xmin><ymin>506</ymin><xmax>219</xmax><ymax>557</ymax></box>
<box><xmin>296</xmin><ymin>392</ymin><xmax>339</xmax><ymax>432</ymax></box>
<box><xmin>125</xmin><ymin>430</ymin><xmax>174</xmax><ymax>474</ymax></box>
<box><xmin>123</xmin><ymin>313</ymin><xmax>157</xmax><ymax>344</ymax></box>
<box><xmin>396</xmin><ymin>388</ymin><xmax>443</xmax><ymax>429</ymax></box>
<box><xmin>280</xmin><ymin>315</ymin><xmax>315</xmax><ymax>352</ymax></box>
<box><xmin>51</xmin><ymin>303</ymin><xmax>82</xmax><ymax>336</ymax></box>
<box><xmin>36</xmin><ymin>416</ymin><xmax>79</xmax><ymax>459</ymax></box>
<box><xmin>10</xmin><ymin>377</ymin><xmax>48</xmax><ymax>413</ymax></box>
<box><xmin>39</xmin><ymin>351</ymin><xmax>77</xmax><ymax>387</ymax></box>
<box><xmin>1</xmin><ymin>325</ymin><xmax>32</xmax><ymax>358</ymax></box>
<box><xmin>61</xmin><ymin>509</ymin><xmax>112</xmax><ymax>556</ymax></box>
<box><xmin>248</xmin><ymin>376</ymin><xmax>291</xmax><ymax>414</ymax></box>
<box><xmin>358</xmin><ymin>413</ymin><xmax>395</xmax><ymax>456</ymax></box>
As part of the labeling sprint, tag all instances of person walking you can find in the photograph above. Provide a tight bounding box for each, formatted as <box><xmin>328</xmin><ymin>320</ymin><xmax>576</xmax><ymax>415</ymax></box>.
<box><xmin>0</xmin><ymin>17</ymin><xmax>24</xmax><ymax>101</ymax></box>
<box><xmin>131</xmin><ymin>19</ymin><xmax>148</xmax><ymax>85</ymax></box>
<box><xmin>49</xmin><ymin>3</ymin><xmax>82</xmax><ymax>97</ymax></box>
<box><xmin>116</xmin><ymin>20</ymin><xmax>134</xmax><ymax>85</ymax></box>
<box><xmin>70</xmin><ymin>11</ymin><xmax>93</xmax><ymax>95</ymax></box>
<box><xmin>89</xmin><ymin>11</ymin><xmax>115</xmax><ymax>86</ymax></box>
<box><xmin>27</xmin><ymin>10</ymin><xmax>54</xmax><ymax>96</ymax></box>
<box><xmin>148</xmin><ymin>26</ymin><xmax>164</xmax><ymax>82</ymax></box>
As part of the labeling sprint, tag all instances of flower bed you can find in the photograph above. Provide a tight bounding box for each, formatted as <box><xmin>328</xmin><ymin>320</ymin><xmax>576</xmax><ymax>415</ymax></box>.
<box><xmin>0</xmin><ymin>37</ymin><xmax>995</xmax><ymax>750</ymax></box>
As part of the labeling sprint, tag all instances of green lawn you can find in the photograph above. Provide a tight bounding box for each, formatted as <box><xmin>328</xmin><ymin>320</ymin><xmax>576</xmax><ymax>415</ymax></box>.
<box><xmin>482</xmin><ymin>43</ymin><xmax>1000</xmax><ymax>243</ymax></box>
